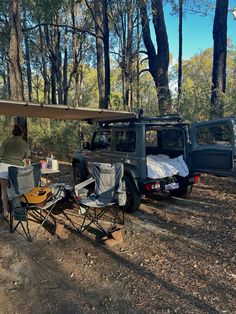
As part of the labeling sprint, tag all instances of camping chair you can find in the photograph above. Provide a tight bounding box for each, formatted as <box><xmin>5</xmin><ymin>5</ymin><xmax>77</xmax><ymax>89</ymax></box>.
<box><xmin>8</xmin><ymin>163</ymin><xmax>65</xmax><ymax>241</ymax></box>
<box><xmin>75</xmin><ymin>162</ymin><xmax>126</xmax><ymax>237</ymax></box>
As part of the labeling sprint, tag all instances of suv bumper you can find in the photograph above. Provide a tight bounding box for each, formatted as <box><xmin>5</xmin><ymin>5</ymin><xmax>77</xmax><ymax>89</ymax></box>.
<box><xmin>138</xmin><ymin>174</ymin><xmax>200</xmax><ymax>195</ymax></box>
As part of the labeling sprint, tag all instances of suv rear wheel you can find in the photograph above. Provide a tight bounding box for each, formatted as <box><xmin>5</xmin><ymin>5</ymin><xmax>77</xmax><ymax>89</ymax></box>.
<box><xmin>124</xmin><ymin>176</ymin><xmax>141</xmax><ymax>212</ymax></box>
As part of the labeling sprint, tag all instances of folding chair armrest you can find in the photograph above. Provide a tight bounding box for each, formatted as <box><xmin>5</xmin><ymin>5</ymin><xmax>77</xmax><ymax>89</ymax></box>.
<box><xmin>74</xmin><ymin>177</ymin><xmax>95</xmax><ymax>195</ymax></box>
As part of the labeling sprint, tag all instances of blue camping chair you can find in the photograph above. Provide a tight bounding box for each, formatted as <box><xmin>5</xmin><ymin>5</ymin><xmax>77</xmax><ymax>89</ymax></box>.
<box><xmin>8</xmin><ymin>163</ymin><xmax>65</xmax><ymax>241</ymax></box>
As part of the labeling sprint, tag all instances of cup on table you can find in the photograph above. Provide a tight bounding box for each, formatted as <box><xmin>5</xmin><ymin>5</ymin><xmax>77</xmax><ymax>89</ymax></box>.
<box><xmin>52</xmin><ymin>159</ymin><xmax>59</xmax><ymax>171</ymax></box>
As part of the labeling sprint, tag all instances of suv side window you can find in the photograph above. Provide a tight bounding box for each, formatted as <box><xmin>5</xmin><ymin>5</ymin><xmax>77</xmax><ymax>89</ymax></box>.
<box><xmin>93</xmin><ymin>130</ymin><xmax>111</xmax><ymax>150</ymax></box>
<box><xmin>146</xmin><ymin>130</ymin><xmax>158</xmax><ymax>147</ymax></box>
<box><xmin>161</xmin><ymin>129</ymin><xmax>184</xmax><ymax>149</ymax></box>
<box><xmin>196</xmin><ymin>123</ymin><xmax>232</xmax><ymax>146</ymax></box>
<box><xmin>115</xmin><ymin>130</ymin><xmax>136</xmax><ymax>152</ymax></box>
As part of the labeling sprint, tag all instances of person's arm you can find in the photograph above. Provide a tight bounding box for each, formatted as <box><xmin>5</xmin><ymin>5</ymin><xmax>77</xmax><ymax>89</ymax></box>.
<box><xmin>24</xmin><ymin>145</ymin><xmax>31</xmax><ymax>159</ymax></box>
<box><xmin>23</xmin><ymin>144</ymin><xmax>31</xmax><ymax>166</ymax></box>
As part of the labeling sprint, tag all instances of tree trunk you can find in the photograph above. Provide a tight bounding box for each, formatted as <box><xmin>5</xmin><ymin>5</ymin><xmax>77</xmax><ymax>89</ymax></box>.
<box><xmin>210</xmin><ymin>0</ymin><xmax>228</xmax><ymax>119</ymax></box>
<box><xmin>102</xmin><ymin>0</ymin><xmax>110</xmax><ymax>109</ymax></box>
<box><xmin>136</xmin><ymin>4</ymin><xmax>140</xmax><ymax>109</ymax></box>
<box><xmin>94</xmin><ymin>1</ymin><xmax>105</xmax><ymax>109</ymax></box>
<box><xmin>140</xmin><ymin>0</ymin><xmax>172</xmax><ymax>115</ymax></box>
<box><xmin>8</xmin><ymin>0</ymin><xmax>27</xmax><ymax>139</ymax></box>
<box><xmin>40</xmin><ymin>24</ymin><xmax>50</xmax><ymax>104</ymax></box>
<box><xmin>63</xmin><ymin>28</ymin><xmax>68</xmax><ymax>105</ymax></box>
<box><xmin>127</xmin><ymin>1</ymin><xmax>134</xmax><ymax>110</ymax></box>
<box><xmin>23</xmin><ymin>7</ymin><xmax>32</xmax><ymax>102</ymax></box>
<box><xmin>51</xmin><ymin>65</ymin><xmax>57</xmax><ymax>104</ymax></box>
<box><xmin>44</xmin><ymin>21</ymin><xmax>63</xmax><ymax>105</ymax></box>
<box><xmin>7</xmin><ymin>62</ymin><xmax>11</xmax><ymax>98</ymax></box>
<box><xmin>177</xmin><ymin>0</ymin><xmax>183</xmax><ymax>108</ymax></box>
<box><xmin>55</xmin><ymin>26</ymin><xmax>63</xmax><ymax>104</ymax></box>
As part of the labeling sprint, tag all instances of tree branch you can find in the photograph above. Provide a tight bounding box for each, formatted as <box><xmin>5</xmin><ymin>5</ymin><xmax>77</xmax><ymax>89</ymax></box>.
<box><xmin>23</xmin><ymin>22</ymin><xmax>101</xmax><ymax>39</ymax></box>
<box><xmin>139</xmin><ymin>68</ymin><xmax>150</xmax><ymax>75</ymax></box>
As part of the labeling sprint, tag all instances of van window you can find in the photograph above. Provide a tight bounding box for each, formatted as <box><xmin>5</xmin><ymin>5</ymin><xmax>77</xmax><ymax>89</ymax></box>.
<box><xmin>196</xmin><ymin>123</ymin><xmax>232</xmax><ymax>146</ymax></box>
<box><xmin>93</xmin><ymin>130</ymin><xmax>111</xmax><ymax>150</ymax></box>
<box><xmin>161</xmin><ymin>129</ymin><xmax>184</xmax><ymax>149</ymax></box>
<box><xmin>115</xmin><ymin>131</ymin><xmax>136</xmax><ymax>152</ymax></box>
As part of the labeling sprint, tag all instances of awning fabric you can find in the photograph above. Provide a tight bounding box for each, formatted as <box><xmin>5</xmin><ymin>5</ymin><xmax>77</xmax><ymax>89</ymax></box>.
<box><xmin>0</xmin><ymin>99</ymin><xmax>137</xmax><ymax>122</ymax></box>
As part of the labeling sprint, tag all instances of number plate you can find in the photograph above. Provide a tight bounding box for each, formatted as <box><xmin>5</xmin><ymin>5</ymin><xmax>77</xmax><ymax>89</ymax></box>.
<box><xmin>165</xmin><ymin>182</ymin><xmax>179</xmax><ymax>190</ymax></box>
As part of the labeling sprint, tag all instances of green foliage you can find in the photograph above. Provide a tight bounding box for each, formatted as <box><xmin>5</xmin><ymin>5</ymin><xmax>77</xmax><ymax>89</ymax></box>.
<box><xmin>171</xmin><ymin>48</ymin><xmax>236</xmax><ymax>122</ymax></box>
<box><xmin>27</xmin><ymin>0</ymin><xmax>65</xmax><ymax>21</ymax></box>
<box><xmin>28</xmin><ymin>119</ymin><xmax>79</xmax><ymax>160</ymax></box>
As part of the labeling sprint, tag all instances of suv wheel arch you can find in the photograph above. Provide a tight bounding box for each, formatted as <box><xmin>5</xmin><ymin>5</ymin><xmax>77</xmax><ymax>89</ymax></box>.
<box><xmin>123</xmin><ymin>175</ymin><xmax>141</xmax><ymax>212</ymax></box>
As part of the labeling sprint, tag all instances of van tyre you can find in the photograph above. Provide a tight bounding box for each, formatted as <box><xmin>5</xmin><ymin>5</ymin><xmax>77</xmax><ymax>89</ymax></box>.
<box><xmin>170</xmin><ymin>185</ymin><xmax>193</xmax><ymax>198</ymax></box>
<box><xmin>124</xmin><ymin>176</ymin><xmax>141</xmax><ymax>212</ymax></box>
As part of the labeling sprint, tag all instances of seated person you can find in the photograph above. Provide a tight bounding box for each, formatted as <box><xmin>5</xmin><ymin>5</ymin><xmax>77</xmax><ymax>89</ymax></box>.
<box><xmin>0</xmin><ymin>125</ymin><xmax>30</xmax><ymax>219</ymax></box>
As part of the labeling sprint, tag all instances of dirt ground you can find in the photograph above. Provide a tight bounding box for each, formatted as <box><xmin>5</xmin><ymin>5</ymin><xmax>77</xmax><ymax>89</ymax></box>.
<box><xmin>0</xmin><ymin>163</ymin><xmax>235</xmax><ymax>314</ymax></box>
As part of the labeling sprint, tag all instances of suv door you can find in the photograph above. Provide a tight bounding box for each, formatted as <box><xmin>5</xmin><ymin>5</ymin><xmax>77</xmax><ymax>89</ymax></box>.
<box><xmin>190</xmin><ymin>117</ymin><xmax>236</xmax><ymax>176</ymax></box>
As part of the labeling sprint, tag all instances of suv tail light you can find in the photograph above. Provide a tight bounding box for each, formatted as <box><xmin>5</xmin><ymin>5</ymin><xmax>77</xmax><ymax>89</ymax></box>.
<box><xmin>145</xmin><ymin>181</ymin><xmax>160</xmax><ymax>191</ymax></box>
<box><xmin>189</xmin><ymin>174</ymin><xmax>201</xmax><ymax>184</ymax></box>
<box><xmin>194</xmin><ymin>174</ymin><xmax>201</xmax><ymax>183</ymax></box>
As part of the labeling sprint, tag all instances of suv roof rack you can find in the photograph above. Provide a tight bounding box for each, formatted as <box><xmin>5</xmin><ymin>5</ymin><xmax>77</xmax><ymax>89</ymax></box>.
<box><xmin>98</xmin><ymin>114</ymin><xmax>184</xmax><ymax>126</ymax></box>
<box><xmin>137</xmin><ymin>114</ymin><xmax>183</xmax><ymax>122</ymax></box>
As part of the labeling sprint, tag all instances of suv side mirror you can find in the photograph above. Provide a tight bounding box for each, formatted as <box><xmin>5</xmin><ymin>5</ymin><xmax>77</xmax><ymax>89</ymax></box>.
<box><xmin>83</xmin><ymin>141</ymin><xmax>90</xmax><ymax>150</ymax></box>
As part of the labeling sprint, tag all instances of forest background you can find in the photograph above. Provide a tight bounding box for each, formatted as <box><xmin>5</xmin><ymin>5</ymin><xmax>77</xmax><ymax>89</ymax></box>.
<box><xmin>0</xmin><ymin>0</ymin><xmax>235</xmax><ymax>159</ymax></box>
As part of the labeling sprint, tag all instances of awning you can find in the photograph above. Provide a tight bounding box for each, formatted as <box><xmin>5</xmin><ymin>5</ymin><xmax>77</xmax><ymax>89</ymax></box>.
<box><xmin>0</xmin><ymin>99</ymin><xmax>137</xmax><ymax>122</ymax></box>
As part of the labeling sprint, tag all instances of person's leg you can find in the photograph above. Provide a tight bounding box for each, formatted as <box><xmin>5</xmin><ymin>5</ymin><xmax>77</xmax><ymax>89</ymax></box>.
<box><xmin>1</xmin><ymin>179</ymin><xmax>9</xmax><ymax>217</ymax></box>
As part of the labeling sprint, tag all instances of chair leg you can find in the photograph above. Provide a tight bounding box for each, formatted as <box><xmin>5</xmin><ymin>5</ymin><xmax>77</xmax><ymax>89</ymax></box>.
<box><xmin>80</xmin><ymin>207</ymin><xmax>112</xmax><ymax>236</ymax></box>
<box><xmin>110</xmin><ymin>206</ymin><xmax>124</xmax><ymax>225</ymax></box>
<box><xmin>9</xmin><ymin>210</ymin><xmax>14</xmax><ymax>233</ymax></box>
<box><xmin>29</xmin><ymin>205</ymin><xmax>56</xmax><ymax>241</ymax></box>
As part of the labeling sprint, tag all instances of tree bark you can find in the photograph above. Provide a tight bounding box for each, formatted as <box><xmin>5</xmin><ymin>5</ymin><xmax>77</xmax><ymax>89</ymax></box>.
<box><xmin>63</xmin><ymin>28</ymin><xmax>68</xmax><ymax>105</ymax></box>
<box><xmin>23</xmin><ymin>7</ymin><xmax>32</xmax><ymax>102</ymax></box>
<box><xmin>55</xmin><ymin>25</ymin><xmax>63</xmax><ymax>104</ymax></box>
<box><xmin>94</xmin><ymin>1</ymin><xmax>105</xmax><ymax>109</ymax></box>
<box><xmin>8</xmin><ymin>0</ymin><xmax>27</xmax><ymax>139</ymax></box>
<box><xmin>40</xmin><ymin>24</ymin><xmax>50</xmax><ymax>104</ymax></box>
<box><xmin>210</xmin><ymin>0</ymin><xmax>228</xmax><ymax>119</ymax></box>
<box><xmin>102</xmin><ymin>0</ymin><xmax>110</xmax><ymax>109</ymax></box>
<box><xmin>140</xmin><ymin>0</ymin><xmax>172</xmax><ymax>115</ymax></box>
<box><xmin>136</xmin><ymin>3</ymin><xmax>140</xmax><ymax>109</ymax></box>
<box><xmin>51</xmin><ymin>64</ymin><xmax>57</xmax><ymax>104</ymax></box>
<box><xmin>177</xmin><ymin>0</ymin><xmax>183</xmax><ymax>107</ymax></box>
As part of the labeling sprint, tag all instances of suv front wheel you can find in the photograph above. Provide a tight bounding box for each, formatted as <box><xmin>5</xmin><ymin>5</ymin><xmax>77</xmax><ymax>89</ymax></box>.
<box><xmin>124</xmin><ymin>176</ymin><xmax>141</xmax><ymax>212</ymax></box>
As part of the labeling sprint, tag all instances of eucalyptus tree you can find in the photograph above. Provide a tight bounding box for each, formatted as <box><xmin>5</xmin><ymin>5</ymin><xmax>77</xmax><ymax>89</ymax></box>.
<box><xmin>0</xmin><ymin>0</ymin><xmax>10</xmax><ymax>99</ymax></box>
<box><xmin>85</xmin><ymin>0</ymin><xmax>111</xmax><ymax>109</ymax></box>
<box><xmin>24</xmin><ymin>0</ymin><xmax>89</xmax><ymax>106</ymax></box>
<box><xmin>211</xmin><ymin>0</ymin><xmax>229</xmax><ymax>118</ymax></box>
<box><xmin>139</xmin><ymin>0</ymin><xmax>172</xmax><ymax>115</ymax></box>
<box><xmin>8</xmin><ymin>0</ymin><xmax>27</xmax><ymax>139</ymax></box>
<box><xmin>109</xmin><ymin>0</ymin><xmax>138</xmax><ymax>110</ymax></box>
